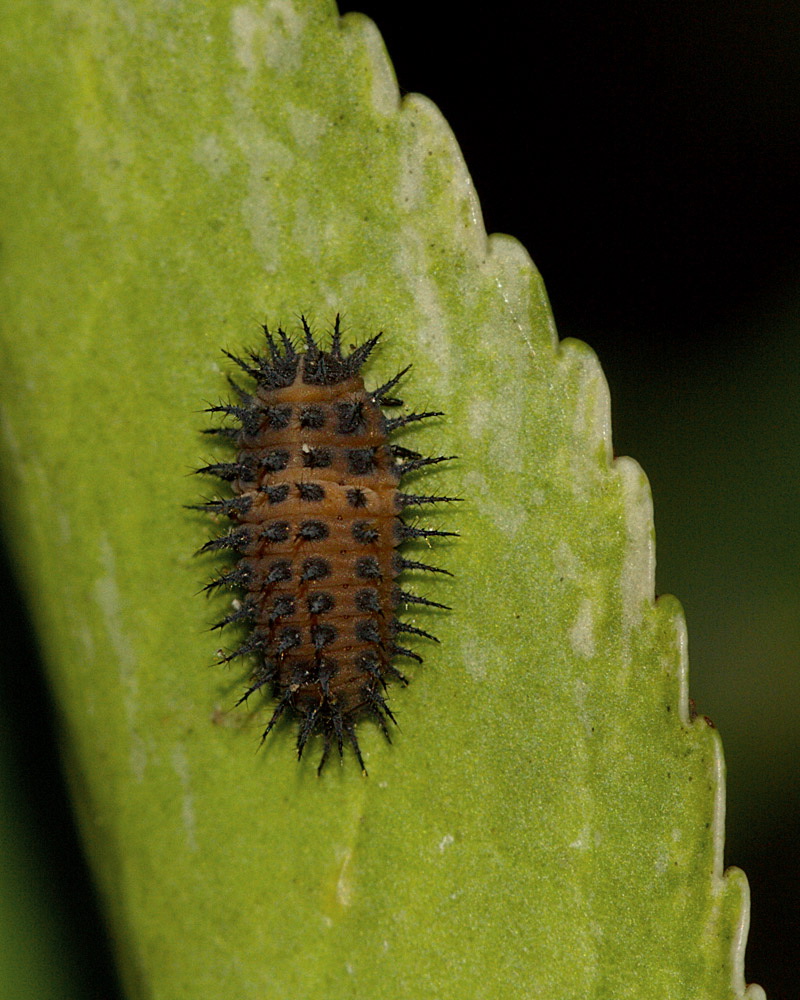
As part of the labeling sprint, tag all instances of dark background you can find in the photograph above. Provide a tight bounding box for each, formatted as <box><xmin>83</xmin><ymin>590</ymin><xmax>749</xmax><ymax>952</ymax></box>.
<box><xmin>1</xmin><ymin>2</ymin><xmax>797</xmax><ymax>997</ymax></box>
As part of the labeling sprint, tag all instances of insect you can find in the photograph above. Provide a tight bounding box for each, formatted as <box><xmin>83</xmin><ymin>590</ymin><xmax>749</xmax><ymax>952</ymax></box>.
<box><xmin>194</xmin><ymin>316</ymin><xmax>457</xmax><ymax>773</ymax></box>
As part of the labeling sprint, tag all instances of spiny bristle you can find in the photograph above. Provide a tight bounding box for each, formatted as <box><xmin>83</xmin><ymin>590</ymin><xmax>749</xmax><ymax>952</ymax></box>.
<box><xmin>195</xmin><ymin>459</ymin><xmax>255</xmax><ymax>481</ymax></box>
<box><xmin>226</xmin><ymin>377</ymin><xmax>253</xmax><ymax>405</ymax></box>
<box><xmin>371</xmin><ymin>365</ymin><xmax>411</xmax><ymax>404</ymax></box>
<box><xmin>235</xmin><ymin>672</ymin><xmax>274</xmax><ymax>707</ymax></box>
<box><xmin>202</xmin><ymin>426</ymin><xmax>240</xmax><ymax>440</ymax></box>
<box><xmin>216</xmin><ymin>631</ymin><xmax>268</xmax><ymax>664</ymax></box>
<box><xmin>394</xmin><ymin>588</ymin><xmax>451</xmax><ymax>611</ymax></box>
<box><xmin>396</xmin><ymin>454</ymin><xmax>456</xmax><ymax>477</ymax></box>
<box><xmin>345</xmin><ymin>331</ymin><xmax>382</xmax><ymax>373</ymax></box>
<box><xmin>385</xmin><ymin>410</ymin><xmax>443</xmax><ymax>432</ymax></box>
<box><xmin>300</xmin><ymin>315</ymin><xmax>318</xmax><ymax>355</ymax></box>
<box><xmin>329</xmin><ymin>313</ymin><xmax>343</xmax><ymax>359</ymax></box>
<box><xmin>197</xmin><ymin>528</ymin><xmax>253</xmax><ymax>554</ymax></box>
<box><xmin>210</xmin><ymin>602</ymin><xmax>256</xmax><ymax>631</ymax></box>
<box><xmin>396</xmin><ymin>492</ymin><xmax>462</xmax><ymax>508</ymax></box>
<box><xmin>393</xmin><ymin>621</ymin><xmax>439</xmax><ymax>643</ymax></box>
<box><xmin>394</xmin><ymin>555</ymin><xmax>453</xmax><ymax>577</ymax></box>
<box><xmin>391</xmin><ymin>644</ymin><xmax>423</xmax><ymax>664</ymax></box>
<box><xmin>221</xmin><ymin>349</ymin><xmax>260</xmax><ymax>379</ymax></box>
<box><xmin>395</xmin><ymin>523</ymin><xmax>459</xmax><ymax>541</ymax></box>
<box><xmin>187</xmin><ymin>496</ymin><xmax>252</xmax><ymax>517</ymax></box>
<box><xmin>201</xmin><ymin>565</ymin><xmax>253</xmax><ymax>594</ymax></box>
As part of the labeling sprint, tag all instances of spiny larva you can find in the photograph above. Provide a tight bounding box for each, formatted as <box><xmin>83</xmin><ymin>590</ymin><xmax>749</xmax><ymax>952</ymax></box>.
<box><xmin>194</xmin><ymin>316</ymin><xmax>457</xmax><ymax>774</ymax></box>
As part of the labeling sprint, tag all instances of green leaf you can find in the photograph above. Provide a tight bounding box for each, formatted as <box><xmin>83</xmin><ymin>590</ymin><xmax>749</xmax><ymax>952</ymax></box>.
<box><xmin>0</xmin><ymin>2</ymin><xmax>765</xmax><ymax>998</ymax></box>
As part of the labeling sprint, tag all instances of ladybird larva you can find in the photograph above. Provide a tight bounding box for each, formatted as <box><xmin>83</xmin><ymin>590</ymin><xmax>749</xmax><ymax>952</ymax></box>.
<box><xmin>195</xmin><ymin>316</ymin><xmax>457</xmax><ymax>774</ymax></box>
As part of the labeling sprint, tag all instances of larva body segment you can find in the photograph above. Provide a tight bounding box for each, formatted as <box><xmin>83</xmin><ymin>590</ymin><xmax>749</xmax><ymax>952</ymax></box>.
<box><xmin>197</xmin><ymin>317</ymin><xmax>455</xmax><ymax>773</ymax></box>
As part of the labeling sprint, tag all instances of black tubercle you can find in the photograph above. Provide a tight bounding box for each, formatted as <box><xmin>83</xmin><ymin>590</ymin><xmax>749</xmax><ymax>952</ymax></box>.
<box><xmin>336</xmin><ymin>400</ymin><xmax>367</xmax><ymax>434</ymax></box>
<box><xmin>260</xmin><ymin>483</ymin><xmax>291</xmax><ymax>504</ymax></box>
<box><xmin>300</xmin><ymin>556</ymin><xmax>330</xmax><ymax>581</ymax></box>
<box><xmin>263</xmin><ymin>405</ymin><xmax>292</xmax><ymax>430</ymax></box>
<box><xmin>346</xmin><ymin>487</ymin><xmax>368</xmax><ymax>508</ymax></box>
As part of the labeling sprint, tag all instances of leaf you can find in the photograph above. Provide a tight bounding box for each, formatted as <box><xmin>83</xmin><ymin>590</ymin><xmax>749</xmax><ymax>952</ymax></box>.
<box><xmin>0</xmin><ymin>2</ymin><xmax>765</xmax><ymax>998</ymax></box>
